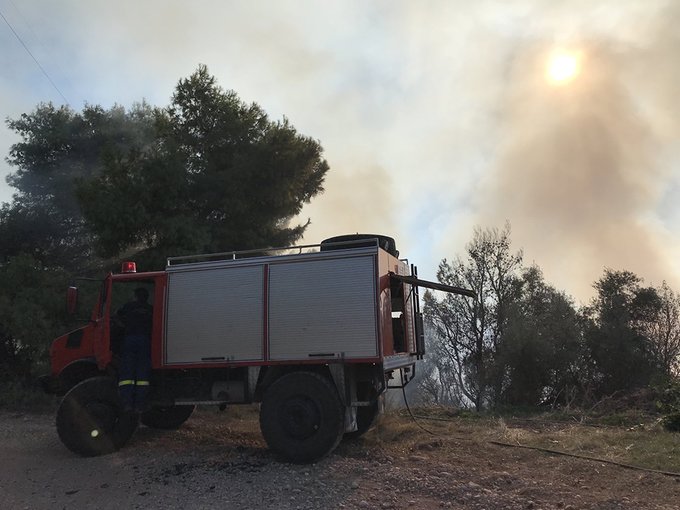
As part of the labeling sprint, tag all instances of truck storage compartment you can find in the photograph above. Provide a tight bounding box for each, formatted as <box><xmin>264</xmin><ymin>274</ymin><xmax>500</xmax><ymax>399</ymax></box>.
<box><xmin>165</xmin><ymin>265</ymin><xmax>264</xmax><ymax>364</ymax></box>
<box><xmin>268</xmin><ymin>254</ymin><xmax>378</xmax><ymax>360</ymax></box>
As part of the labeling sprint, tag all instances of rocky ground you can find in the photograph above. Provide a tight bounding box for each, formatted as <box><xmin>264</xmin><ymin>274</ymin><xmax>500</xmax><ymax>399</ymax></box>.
<box><xmin>1</xmin><ymin>407</ymin><xmax>679</xmax><ymax>510</ymax></box>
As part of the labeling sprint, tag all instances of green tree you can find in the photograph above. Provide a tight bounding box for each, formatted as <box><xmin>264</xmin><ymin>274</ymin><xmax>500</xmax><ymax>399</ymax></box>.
<box><xmin>631</xmin><ymin>281</ymin><xmax>680</xmax><ymax>378</ymax></box>
<box><xmin>0</xmin><ymin>255</ymin><xmax>69</xmax><ymax>381</ymax></box>
<box><xmin>583</xmin><ymin>269</ymin><xmax>660</xmax><ymax>396</ymax></box>
<box><xmin>496</xmin><ymin>266</ymin><xmax>583</xmax><ymax>407</ymax></box>
<box><xmin>77</xmin><ymin>65</ymin><xmax>329</xmax><ymax>268</ymax></box>
<box><xmin>423</xmin><ymin>224</ymin><xmax>523</xmax><ymax>410</ymax></box>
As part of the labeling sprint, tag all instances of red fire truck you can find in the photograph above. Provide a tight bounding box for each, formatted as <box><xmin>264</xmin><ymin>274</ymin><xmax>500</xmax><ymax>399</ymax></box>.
<box><xmin>41</xmin><ymin>234</ymin><xmax>473</xmax><ymax>463</ymax></box>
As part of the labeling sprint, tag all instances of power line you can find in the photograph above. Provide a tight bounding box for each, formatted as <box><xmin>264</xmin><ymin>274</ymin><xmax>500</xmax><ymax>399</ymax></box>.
<box><xmin>0</xmin><ymin>6</ymin><xmax>70</xmax><ymax>105</ymax></box>
<box><xmin>7</xmin><ymin>0</ymin><xmax>76</xmax><ymax>96</ymax></box>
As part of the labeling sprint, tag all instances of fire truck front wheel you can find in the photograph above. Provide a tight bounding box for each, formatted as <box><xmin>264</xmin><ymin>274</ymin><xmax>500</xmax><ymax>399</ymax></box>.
<box><xmin>56</xmin><ymin>376</ymin><xmax>138</xmax><ymax>457</ymax></box>
<box><xmin>259</xmin><ymin>371</ymin><xmax>344</xmax><ymax>463</ymax></box>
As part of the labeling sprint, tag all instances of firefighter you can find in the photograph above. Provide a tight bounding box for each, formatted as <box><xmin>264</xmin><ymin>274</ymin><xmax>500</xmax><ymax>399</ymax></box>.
<box><xmin>117</xmin><ymin>287</ymin><xmax>153</xmax><ymax>412</ymax></box>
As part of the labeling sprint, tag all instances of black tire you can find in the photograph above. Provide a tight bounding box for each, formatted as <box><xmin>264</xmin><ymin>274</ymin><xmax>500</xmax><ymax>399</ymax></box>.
<box><xmin>141</xmin><ymin>405</ymin><xmax>195</xmax><ymax>430</ymax></box>
<box><xmin>56</xmin><ymin>376</ymin><xmax>138</xmax><ymax>457</ymax></box>
<box><xmin>259</xmin><ymin>371</ymin><xmax>344</xmax><ymax>463</ymax></box>
<box><xmin>344</xmin><ymin>400</ymin><xmax>379</xmax><ymax>440</ymax></box>
<box><xmin>320</xmin><ymin>234</ymin><xmax>398</xmax><ymax>257</ymax></box>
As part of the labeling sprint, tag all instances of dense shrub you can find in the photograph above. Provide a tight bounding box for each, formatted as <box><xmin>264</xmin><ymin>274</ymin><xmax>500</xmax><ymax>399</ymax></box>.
<box><xmin>656</xmin><ymin>379</ymin><xmax>680</xmax><ymax>432</ymax></box>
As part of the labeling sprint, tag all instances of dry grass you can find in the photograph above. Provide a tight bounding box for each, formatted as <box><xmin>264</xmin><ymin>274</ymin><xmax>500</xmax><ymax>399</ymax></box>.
<box><xmin>500</xmin><ymin>422</ymin><xmax>680</xmax><ymax>473</ymax></box>
<box><xmin>379</xmin><ymin>407</ymin><xmax>680</xmax><ymax>474</ymax></box>
<box><xmin>137</xmin><ymin>403</ymin><xmax>680</xmax><ymax>474</ymax></box>
<box><xmin>137</xmin><ymin>404</ymin><xmax>266</xmax><ymax>452</ymax></box>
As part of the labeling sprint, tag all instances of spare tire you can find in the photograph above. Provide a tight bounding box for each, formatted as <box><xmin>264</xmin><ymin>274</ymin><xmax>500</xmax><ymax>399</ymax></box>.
<box><xmin>321</xmin><ymin>234</ymin><xmax>398</xmax><ymax>258</ymax></box>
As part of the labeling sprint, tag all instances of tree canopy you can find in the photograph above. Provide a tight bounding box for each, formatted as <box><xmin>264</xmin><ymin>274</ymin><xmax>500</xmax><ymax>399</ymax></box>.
<box><xmin>4</xmin><ymin>65</ymin><xmax>328</xmax><ymax>271</ymax></box>
<box><xmin>4</xmin><ymin>102</ymin><xmax>158</xmax><ymax>270</ymax></box>
<box><xmin>77</xmin><ymin>66</ymin><xmax>328</xmax><ymax>267</ymax></box>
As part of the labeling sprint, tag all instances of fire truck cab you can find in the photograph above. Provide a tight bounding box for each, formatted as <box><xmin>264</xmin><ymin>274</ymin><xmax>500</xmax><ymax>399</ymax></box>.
<box><xmin>42</xmin><ymin>235</ymin><xmax>473</xmax><ymax>463</ymax></box>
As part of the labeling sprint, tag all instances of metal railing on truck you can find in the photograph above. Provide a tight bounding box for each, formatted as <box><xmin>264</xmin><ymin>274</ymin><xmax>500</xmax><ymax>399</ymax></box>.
<box><xmin>166</xmin><ymin>237</ymin><xmax>383</xmax><ymax>268</ymax></box>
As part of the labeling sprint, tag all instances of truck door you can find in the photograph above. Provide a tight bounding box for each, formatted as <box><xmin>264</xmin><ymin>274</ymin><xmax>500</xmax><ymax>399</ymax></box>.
<box><xmin>93</xmin><ymin>275</ymin><xmax>113</xmax><ymax>370</ymax></box>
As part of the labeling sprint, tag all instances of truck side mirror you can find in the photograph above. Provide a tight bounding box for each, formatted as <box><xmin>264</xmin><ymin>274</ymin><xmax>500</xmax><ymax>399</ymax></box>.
<box><xmin>67</xmin><ymin>286</ymin><xmax>78</xmax><ymax>315</ymax></box>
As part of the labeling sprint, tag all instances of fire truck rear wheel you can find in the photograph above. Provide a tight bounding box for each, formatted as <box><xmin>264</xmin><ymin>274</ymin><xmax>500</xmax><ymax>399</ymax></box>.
<box><xmin>259</xmin><ymin>371</ymin><xmax>344</xmax><ymax>463</ymax></box>
<box><xmin>56</xmin><ymin>376</ymin><xmax>138</xmax><ymax>457</ymax></box>
<box><xmin>141</xmin><ymin>405</ymin><xmax>195</xmax><ymax>429</ymax></box>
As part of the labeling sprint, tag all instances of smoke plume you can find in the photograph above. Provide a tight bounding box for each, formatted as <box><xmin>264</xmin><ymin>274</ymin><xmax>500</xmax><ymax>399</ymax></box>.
<box><xmin>2</xmin><ymin>0</ymin><xmax>680</xmax><ymax>301</ymax></box>
<box><xmin>475</xmin><ymin>2</ymin><xmax>680</xmax><ymax>300</ymax></box>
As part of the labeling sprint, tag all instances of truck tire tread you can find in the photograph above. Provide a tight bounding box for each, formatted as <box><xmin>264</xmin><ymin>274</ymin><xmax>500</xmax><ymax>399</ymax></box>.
<box><xmin>259</xmin><ymin>371</ymin><xmax>344</xmax><ymax>463</ymax></box>
<box><xmin>56</xmin><ymin>376</ymin><xmax>138</xmax><ymax>457</ymax></box>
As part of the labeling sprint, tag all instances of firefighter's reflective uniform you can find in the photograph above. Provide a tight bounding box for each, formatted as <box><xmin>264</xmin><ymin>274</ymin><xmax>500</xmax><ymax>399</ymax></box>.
<box><xmin>117</xmin><ymin>288</ymin><xmax>152</xmax><ymax>412</ymax></box>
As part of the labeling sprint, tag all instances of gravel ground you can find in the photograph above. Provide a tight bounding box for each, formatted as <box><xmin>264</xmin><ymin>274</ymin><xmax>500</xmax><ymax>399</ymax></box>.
<box><xmin>2</xmin><ymin>409</ymin><xmax>679</xmax><ymax>510</ymax></box>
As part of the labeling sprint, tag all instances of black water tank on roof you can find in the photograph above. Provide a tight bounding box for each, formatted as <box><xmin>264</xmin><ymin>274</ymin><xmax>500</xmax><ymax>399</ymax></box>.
<box><xmin>320</xmin><ymin>234</ymin><xmax>399</xmax><ymax>258</ymax></box>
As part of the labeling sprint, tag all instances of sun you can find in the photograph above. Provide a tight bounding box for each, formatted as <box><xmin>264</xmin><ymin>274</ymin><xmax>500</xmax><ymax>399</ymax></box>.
<box><xmin>546</xmin><ymin>51</ymin><xmax>580</xmax><ymax>85</ymax></box>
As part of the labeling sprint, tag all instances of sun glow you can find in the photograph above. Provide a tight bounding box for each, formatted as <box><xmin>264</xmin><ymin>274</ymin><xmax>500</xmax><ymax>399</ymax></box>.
<box><xmin>547</xmin><ymin>51</ymin><xmax>580</xmax><ymax>85</ymax></box>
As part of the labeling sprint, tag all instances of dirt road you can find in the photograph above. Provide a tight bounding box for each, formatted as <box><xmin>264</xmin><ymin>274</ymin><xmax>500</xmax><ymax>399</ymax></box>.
<box><xmin>2</xmin><ymin>409</ymin><xmax>679</xmax><ymax>510</ymax></box>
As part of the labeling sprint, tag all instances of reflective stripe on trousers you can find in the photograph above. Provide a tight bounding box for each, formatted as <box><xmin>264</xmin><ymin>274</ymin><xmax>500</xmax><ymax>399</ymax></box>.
<box><xmin>119</xmin><ymin>379</ymin><xmax>148</xmax><ymax>386</ymax></box>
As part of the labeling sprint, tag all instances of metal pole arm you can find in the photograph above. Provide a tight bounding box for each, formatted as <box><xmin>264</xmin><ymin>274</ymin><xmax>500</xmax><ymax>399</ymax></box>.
<box><xmin>389</xmin><ymin>273</ymin><xmax>476</xmax><ymax>298</ymax></box>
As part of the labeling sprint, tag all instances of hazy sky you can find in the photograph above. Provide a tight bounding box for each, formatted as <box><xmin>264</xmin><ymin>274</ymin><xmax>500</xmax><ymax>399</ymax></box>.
<box><xmin>2</xmin><ymin>0</ymin><xmax>679</xmax><ymax>302</ymax></box>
